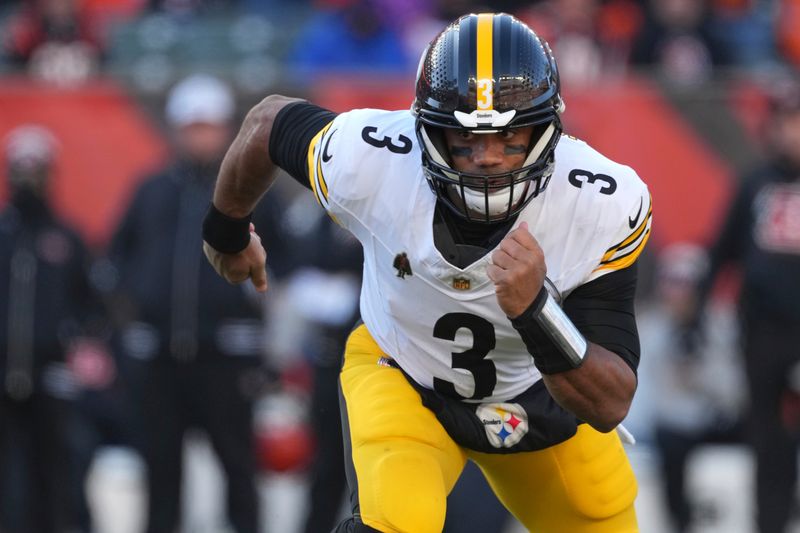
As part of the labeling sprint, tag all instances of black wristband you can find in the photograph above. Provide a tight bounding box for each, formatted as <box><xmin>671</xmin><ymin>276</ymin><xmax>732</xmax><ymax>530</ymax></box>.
<box><xmin>511</xmin><ymin>287</ymin><xmax>584</xmax><ymax>374</ymax></box>
<box><xmin>512</xmin><ymin>285</ymin><xmax>549</xmax><ymax>323</ymax></box>
<box><xmin>202</xmin><ymin>203</ymin><xmax>252</xmax><ymax>254</ymax></box>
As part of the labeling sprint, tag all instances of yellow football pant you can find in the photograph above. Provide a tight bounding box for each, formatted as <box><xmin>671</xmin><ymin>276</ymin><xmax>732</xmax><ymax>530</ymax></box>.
<box><xmin>340</xmin><ymin>324</ymin><xmax>638</xmax><ymax>533</ymax></box>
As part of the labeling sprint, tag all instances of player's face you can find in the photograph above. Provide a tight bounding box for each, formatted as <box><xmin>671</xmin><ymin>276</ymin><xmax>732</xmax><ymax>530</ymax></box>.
<box><xmin>8</xmin><ymin>160</ymin><xmax>50</xmax><ymax>197</ymax></box>
<box><xmin>443</xmin><ymin>126</ymin><xmax>534</xmax><ymax>181</ymax></box>
<box><xmin>439</xmin><ymin>125</ymin><xmax>537</xmax><ymax>221</ymax></box>
<box><xmin>175</xmin><ymin>122</ymin><xmax>232</xmax><ymax>164</ymax></box>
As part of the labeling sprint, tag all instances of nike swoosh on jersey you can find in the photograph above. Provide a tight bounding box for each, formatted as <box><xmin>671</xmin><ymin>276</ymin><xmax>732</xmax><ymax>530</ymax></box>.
<box><xmin>628</xmin><ymin>197</ymin><xmax>643</xmax><ymax>229</ymax></box>
<box><xmin>322</xmin><ymin>129</ymin><xmax>336</xmax><ymax>162</ymax></box>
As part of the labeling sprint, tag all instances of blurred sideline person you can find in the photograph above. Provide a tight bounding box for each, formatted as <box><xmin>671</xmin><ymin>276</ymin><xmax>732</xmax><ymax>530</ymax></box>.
<box><xmin>687</xmin><ymin>80</ymin><xmax>800</xmax><ymax>533</ymax></box>
<box><xmin>285</xmin><ymin>0</ymin><xmax>414</xmax><ymax>78</ymax></box>
<box><xmin>203</xmin><ymin>13</ymin><xmax>651</xmax><ymax>533</ymax></box>
<box><xmin>282</xmin><ymin>196</ymin><xmax>363</xmax><ymax>533</ymax></box>
<box><xmin>1</xmin><ymin>0</ymin><xmax>106</xmax><ymax>85</ymax></box>
<box><xmin>442</xmin><ymin>460</ymin><xmax>514</xmax><ymax>532</ymax></box>
<box><xmin>105</xmin><ymin>74</ymin><xmax>291</xmax><ymax>533</ymax></box>
<box><xmin>638</xmin><ymin>243</ymin><xmax>745</xmax><ymax>532</ymax></box>
<box><xmin>0</xmin><ymin>125</ymin><xmax>96</xmax><ymax>533</ymax></box>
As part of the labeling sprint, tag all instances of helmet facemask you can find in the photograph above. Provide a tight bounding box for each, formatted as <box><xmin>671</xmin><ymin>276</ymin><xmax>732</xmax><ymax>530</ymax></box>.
<box><xmin>417</xmin><ymin>117</ymin><xmax>561</xmax><ymax>223</ymax></box>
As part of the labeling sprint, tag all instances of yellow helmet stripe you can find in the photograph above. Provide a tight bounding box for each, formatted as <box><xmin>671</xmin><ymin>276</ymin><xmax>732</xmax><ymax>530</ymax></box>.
<box><xmin>476</xmin><ymin>13</ymin><xmax>494</xmax><ymax>111</ymax></box>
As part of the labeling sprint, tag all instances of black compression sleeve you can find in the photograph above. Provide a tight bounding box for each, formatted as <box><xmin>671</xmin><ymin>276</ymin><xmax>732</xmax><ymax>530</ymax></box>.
<box><xmin>269</xmin><ymin>102</ymin><xmax>337</xmax><ymax>189</ymax></box>
<box><xmin>563</xmin><ymin>263</ymin><xmax>640</xmax><ymax>373</ymax></box>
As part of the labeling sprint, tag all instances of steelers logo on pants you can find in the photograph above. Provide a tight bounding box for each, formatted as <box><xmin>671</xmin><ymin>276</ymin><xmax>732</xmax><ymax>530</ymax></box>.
<box><xmin>476</xmin><ymin>402</ymin><xmax>529</xmax><ymax>449</ymax></box>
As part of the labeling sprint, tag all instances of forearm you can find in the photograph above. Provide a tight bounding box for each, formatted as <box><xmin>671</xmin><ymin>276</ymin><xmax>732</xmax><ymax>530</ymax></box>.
<box><xmin>509</xmin><ymin>281</ymin><xmax>638</xmax><ymax>433</ymax></box>
<box><xmin>542</xmin><ymin>343</ymin><xmax>636</xmax><ymax>433</ymax></box>
<box><xmin>213</xmin><ymin>94</ymin><xmax>304</xmax><ymax>217</ymax></box>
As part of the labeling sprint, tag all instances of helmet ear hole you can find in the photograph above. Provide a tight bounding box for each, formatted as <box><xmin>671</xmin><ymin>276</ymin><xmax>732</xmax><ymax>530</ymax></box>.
<box><xmin>523</xmin><ymin>122</ymin><xmax>558</xmax><ymax>167</ymax></box>
<box><xmin>528</xmin><ymin>122</ymin><xmax>550</xmax><ymax>151</ymax></box>
<box><xmin>419</xmin><ymin>124</ymin><xmax>451</xmax><ymax>167</ymax></box>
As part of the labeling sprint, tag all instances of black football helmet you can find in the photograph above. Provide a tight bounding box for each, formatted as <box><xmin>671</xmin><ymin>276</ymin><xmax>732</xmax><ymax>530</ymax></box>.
<box><xmin>412</xmin><ymin>13</ymin><xmax>564</xmax><ymax>223</ymax></box>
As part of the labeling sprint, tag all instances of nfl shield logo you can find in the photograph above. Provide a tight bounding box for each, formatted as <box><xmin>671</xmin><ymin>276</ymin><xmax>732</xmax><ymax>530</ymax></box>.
<box><xmin>452</xmin><ymin>277</ymin><xmax>470</xmax><ymax>290</ymax></box>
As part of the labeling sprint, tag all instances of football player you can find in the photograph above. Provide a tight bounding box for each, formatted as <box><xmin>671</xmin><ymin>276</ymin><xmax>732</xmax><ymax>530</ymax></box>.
<box><xmin>203</xmin><ymin>13</ymin><xmax>651</xmax><ymax>533</ymax></box>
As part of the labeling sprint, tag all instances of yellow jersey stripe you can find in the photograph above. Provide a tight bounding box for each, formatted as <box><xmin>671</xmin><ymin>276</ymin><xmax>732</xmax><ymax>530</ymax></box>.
<box><xmin>476</xmin><ymin>13</ymin><xmax>494</xmax><ymax>110</ymax></box>
<box><xmin>316</xmin><ymin>147</ymin><xmax>329</xmax><ymax>200</ymax></box>
<box><xmin>306</xmin><ymin>125</ymin><xmax>325</xmax><ymax>202</ymax></box>
<box><xmin>600</xmin><ymin>208</ymin><xmax>651</xmax><ymax>263</ymax></box>
<box><xmin>306</xmin><ymin>121</ymin><xmax>333</xmax><ymax>205</ymax></box>
<box><xmin>594</xmin><ymin>228</ymin><xmax>651</xmax><ymax>272</ymax></box>
<box><xmin>600</xmin><ymin>195</ymin><xmax>653</xmax><ymax>262</ymax></box>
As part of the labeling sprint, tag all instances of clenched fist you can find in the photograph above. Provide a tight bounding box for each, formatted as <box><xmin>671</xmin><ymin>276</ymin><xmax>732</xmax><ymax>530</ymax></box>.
<box><xmin>203</xmin><ymin>223</ymin><xmax>269</xmax><ymax>292</ymax></box>
<box><xmin>486</xmin><ymin>221</ymin><xmax>546</xmax><ymax>318</ymax></box>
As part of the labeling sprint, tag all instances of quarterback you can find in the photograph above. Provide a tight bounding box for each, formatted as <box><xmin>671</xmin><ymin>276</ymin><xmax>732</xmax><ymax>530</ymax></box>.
<box><xmin>203</xmin><ymin>13</ymin><xmax>651</xmax><ymax>533</ymax></box>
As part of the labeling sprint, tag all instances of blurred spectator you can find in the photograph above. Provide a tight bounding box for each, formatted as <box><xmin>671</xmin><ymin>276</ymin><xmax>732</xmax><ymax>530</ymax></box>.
<box><xmin>640</xmin><ymin>243</ymin><xmax>745</xmax><ymax>532</ymax></box>
<box><xmin>105</xmin><ymin>73</ymin><xmax>291</xmax><ymax>533</ymax></box>
<box><xmin>630</xmin><ymin>0</ymin><xmax>723</xmax><ymax>85</ymax></box>
<box><xmin>777</xmin><ymin>0</ymin><xmax>800</xmax><ymax>69</ymax></box>
<box><xmin>145</xmin><ymin>0</ymin><xmax>240</xmax><ymax>17</ymax></box>
<box><xmin>706</xmin><ymin>0</ymin><xmax>776</xmax><ymax>70</ymax></box>
<box><xmin>1</xmin><ymin>0</ymin><xmax>106</xmax><ymax>85</ymax></box>
<box><xmin>517</xmin><ymin>0</ymin><xmax>643</xmax><ymax>83</ymax></box>
<box><xmin>282</xmin><ymin>194</ymin><xmax>363</xmax><ymax>533</ymax></box>
<box><xmin>385</xmin><ymin>0</ymin><xmax>487</xmax><ymax>63</ymax></box>
<box><xmin>285</xmin><ymin>0</ymin><xmax>414</xmax><ymax>80</ymax></box>
<box><xmin>442</xmin><ymin>460</ymin><xmax>514</xmax><ymax>532</ymax></box>
<box><xmin>0</xmin><ymin>124</ymin><xmax>97</xmax><ymax>533</ymax></box>
<box><xmin>65</xmin><ymin>333</ymin><xmax>138</xmax><ymax>533</ymax></box>
<box><xmin>687</xmin><ymin>78</ymin><xmax>800</xmax><ymax>533</ymax></box>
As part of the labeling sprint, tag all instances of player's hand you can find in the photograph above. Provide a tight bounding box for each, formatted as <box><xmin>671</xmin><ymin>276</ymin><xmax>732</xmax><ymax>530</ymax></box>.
<box><xmin>487</xmin><ymin>221</ymin><xmax>546</xmax><ymax>318</ymax></box>
<box><xmin>203</xmin><ymin>223</ymin><xmax>268</xmax><ymax>292</ymax></box>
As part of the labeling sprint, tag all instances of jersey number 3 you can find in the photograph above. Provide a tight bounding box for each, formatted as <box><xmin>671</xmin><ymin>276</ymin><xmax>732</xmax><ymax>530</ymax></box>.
<box><xmin>433</xmin><ymin>313</ymin><xmax>497</xmax><ymax>399</ymax></box>
<box><xmin>568</xmin><ymin>169</ymin><xmax>617</xmax><ymax>195</ymax></box>
<box><xmin>361</xmin><ymin>126</ymin><xmax>412</xmax><ymax>154</ymax></box>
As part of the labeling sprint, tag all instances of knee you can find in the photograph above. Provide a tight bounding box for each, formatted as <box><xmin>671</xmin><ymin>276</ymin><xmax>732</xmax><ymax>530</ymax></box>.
<box><xmin>556</xmin><ymin>428</ymin><xmax>638</xmax><ymax>520</ymax></box>
<box><xmin>361</xmin><ymin>450</ymin><xmax>448</xmax><ymax>533</ymax></box>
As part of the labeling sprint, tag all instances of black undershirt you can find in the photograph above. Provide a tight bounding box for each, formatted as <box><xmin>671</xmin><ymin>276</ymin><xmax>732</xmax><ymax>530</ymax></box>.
<box><xmin>433</xmin><ymin>203</ymin><xmax>517</xmax><ymax>268</ymax></box>
<box><xmin>269</xmin><ymin>101</ymin><xmax>337</xmax><ymax>187</ymax></box>
<box><xmin>563</xmin><ymin>264</ymin><xmax>640</xmax><ymax>373</ymax></box>
<box><xmin>269</xmin><ymin>101</ymin><xmax>641</xmax><ymax>373</ymax></box>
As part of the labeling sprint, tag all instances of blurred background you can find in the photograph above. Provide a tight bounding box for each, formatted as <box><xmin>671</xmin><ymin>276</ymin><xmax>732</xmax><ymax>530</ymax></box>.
<box><xmin>1</xmin><ymin>0</ymin><xmax>799</xmax><ymax>532</ymax></box>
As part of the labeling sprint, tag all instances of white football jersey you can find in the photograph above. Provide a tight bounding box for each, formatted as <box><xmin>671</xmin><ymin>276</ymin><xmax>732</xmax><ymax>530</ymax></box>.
<box><xmin>305</xmin><ymin>108</ymin><xmax>651</xmax><ymax>403</ymax></box>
